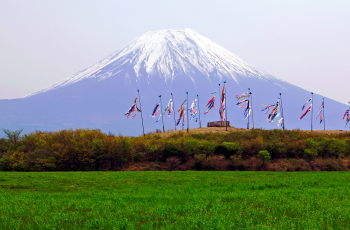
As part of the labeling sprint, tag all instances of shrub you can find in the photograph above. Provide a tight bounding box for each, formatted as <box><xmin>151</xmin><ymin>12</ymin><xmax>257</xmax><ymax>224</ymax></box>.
<box><xmin>304</xmin><ymin>148</ymin><xmax>318</xmax><ymax>160</ymax></box>
<box><xmin>184</xmin><ymin>139</ymin><xmax>201</xmax><ymax>156</ymax></box>
<box><xmin>214</xmin><ymin>145</ymin><xmax>229</xmax><ymax>157</ymax></box>
<box><xmin>0</xmin><ymin>138</ymin><xmax>9</xmax><ymax>154</ymax></box>
<box><xmin>167</xmin><ymin>156</ymin><xmax>181</xmax><ymax>171</ymax></box>
<box><xmin>264</xmin><ymin>140</ymin><xmax>287</xmax><ymax>159</ymax></box>
<box><xmin>193</xmin><ymin>154</ymin><xmax>212</xmax><ymax>170</ymax></box>
<box><xmin>0</xmin><ymin>153</ymin><xmax>11</xmax><ymax>171</ymax></box>
<box><xmin>163</xmin><ymin>146</ymin><xmax>184</xmax><ymax>162</ymax></box>
<box><xmin>200</xmin><ymin>141</ymin><xmax>216</xmax><ymax>156</ymax></box>
<box><xmin>317</xmin><ymin>138</ymin><xmax>346</xmax><ymax>158</ymax></box>
<box><xmin>258</xmin><ymin>150</ymin><xmax>271</xmax><ymax>165</ymax></box>
<box><xmin>218</xmin><ymin>142</ymin><xmax>240</xmax><ymax>159</ymax></box>
<box><xmin>9</xmin><ymin>151</ymin><xmax>29</xmax><ymax>171</ymax></box>
<box><xmin>240</xmin><ymin>139</ymin><xmax>260</xmax><ymax>159</ymax></box>
<box><xmin>121</xmin><ymin>138</ymin><xmax>132</xmax><ymax>163</ymax></box>
<box><xmin>286</xmin><ymin>140</ymin><xmax>306</xmax><ymax>158</ymax></box>
<box><xmin>304</xmin><ymin>139</ymin><xmax>320</xmax><ymax>160</ymax></box>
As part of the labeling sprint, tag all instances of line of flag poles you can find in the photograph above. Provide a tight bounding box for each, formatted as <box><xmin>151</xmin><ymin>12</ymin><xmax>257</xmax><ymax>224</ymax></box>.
<box><xmin>125</xmin><ymin>88</ymin><xmax>350</xmax><ymax>135</ymax></box>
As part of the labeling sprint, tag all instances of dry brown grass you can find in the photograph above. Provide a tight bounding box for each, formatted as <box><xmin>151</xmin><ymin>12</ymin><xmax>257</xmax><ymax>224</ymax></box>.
<box><xmin>304</xmin><ymin>130</ymin><xmax>350</xmax><ymax>135</ymax></box>
<box><xmin>156</xmin><ymin>126</ymin><xmax>247</xmax><ymax>138</ymax></box>
<box><xmin>149</xmin><ymin>126</ymin><xmax>350</xmax><ymax>138</ymax></box>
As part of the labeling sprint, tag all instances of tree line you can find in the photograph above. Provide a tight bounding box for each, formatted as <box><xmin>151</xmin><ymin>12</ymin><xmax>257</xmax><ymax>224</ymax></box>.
<box><xmin>0</xmin><ymin>128</ymin><xmax>350</xmax><ymax>171</ymax></box>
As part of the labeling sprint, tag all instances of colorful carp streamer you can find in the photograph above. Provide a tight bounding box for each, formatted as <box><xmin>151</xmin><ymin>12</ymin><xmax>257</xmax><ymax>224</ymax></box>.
<box><xmin>316</xmin><ymin>102</ymin><xmax>324</xmax><ymax>124</ymax></box>
<box><xmin>302</xmin><ymin>98</ymin><xmax>312</xmax><ymax>111</ymax></box>
<box><xmin>299</xmin><ymin>105</ymin><xmax>312</xmax><ymax>120</ymax></box>
<box><xmin>236</xmin><ymin>92</ymin><xmax>250</xmax><ymax>101</ymax></box>
<box><xmin>262</xmin><ymin>99</ymin><xmax>280</xmax><ymax>123</ymax></box>
<box><xmin>204</xmin><ymin>96</ymin><xmax>215</xmax><ymax>114</ymax></box>
<box><xmin>155</xmin><ymin>114</ymin><xmax>162</xmax><ymax>123</ymax></box>
<box><xmin>236</xmin><ymin>91</ymin><xmax>250</xmax><ymax>120</ymax></box>
<box><xmin>299</xmin><ymin>98</ymin><xmax>312</xmax><ymax>120</ymax></box>
<box><xmin>164</xmin><ymin>99</ymin><xmax>173</xmax><ymax>117</ymax></box>
<box><xmin>237</xmin><ymin>100</ymin><xmax>248</xmax><ymax>107</ymax></box>
<box><xmin>177</xmin><ymin>100</ymin><xmax>187</xmax><ymax>113</ymax></box>
<box><xmin>151</xmin><ymin>100</ymin><xmax>160</xmax><ymax>118</ymax></box>
<box><xmin>125</xmin><ymin>98</ymin><xmax>141</xmax><ymax>119</ymax></box>
<box><xmin>277</xmin><ymin>118</ymin><xmax>283</xmax><ymax>127</ymax></box>
<box><xmin>189</xmin><ymin>99</ymin><xmax>198</xmax><ymax>121</ymax></box>
<box><xmin>219</xmin><ymin>87</ymin><xmax>226</xmax><ymax>121</ymax></box>
<box><xmin>151</xmin><ymin>100</ymin><xmax>162</xmax><ymax>123</ymax></box>
<box><xmin>343</xmin><ymin>109</ymin><xmax>350</xmax><ymax>127</ymax></box>
<box><xmin>176</xmin><ymin>105</ymin><xmax>186</xmax><ymax>127</ymax></box>
<box><xmin>236</xmin><ymin>100</ymin><xmax>250</xmax><ymax>120</ymax></box>
<box><xmin>343</xmin><ymin>110</ymin><xmax>349</xmax><ymax>120</ymax></box>
<box><xmin>261</xmin><ymin>104</ymin><xmax>276</xmax><ymax>114</ymax></box>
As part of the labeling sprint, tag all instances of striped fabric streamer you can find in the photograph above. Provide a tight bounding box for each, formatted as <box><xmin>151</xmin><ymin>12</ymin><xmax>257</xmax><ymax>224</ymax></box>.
<box><xmin>299</xmin><ymin>105</ymin><xmax>312</xmax><ymax>120</ymax></box>
<box><xmin>302</xmin><ymin>98</ymin><xmax>312</xmax><ymax>111</ymax></box>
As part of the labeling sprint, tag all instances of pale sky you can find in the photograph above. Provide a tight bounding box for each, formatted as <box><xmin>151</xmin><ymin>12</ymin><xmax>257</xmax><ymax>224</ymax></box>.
<box><xmin>1</xmin><ymin>0</ymin><xmax>349</xmax><ymax>104</ymax></box>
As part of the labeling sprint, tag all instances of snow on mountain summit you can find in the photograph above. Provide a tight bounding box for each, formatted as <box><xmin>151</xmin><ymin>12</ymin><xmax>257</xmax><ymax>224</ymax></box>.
<box><xmin>28</xmin><ymin>28</ymin><xmax>276</xmax><ymax>97</ymax></box>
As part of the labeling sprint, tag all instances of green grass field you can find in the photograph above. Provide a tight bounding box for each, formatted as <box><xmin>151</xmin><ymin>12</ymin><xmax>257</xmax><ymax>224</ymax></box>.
<box><xmin>1</xmin><ymin>172</ymin><xmax>350</xmax><ymax>229</ymax></box>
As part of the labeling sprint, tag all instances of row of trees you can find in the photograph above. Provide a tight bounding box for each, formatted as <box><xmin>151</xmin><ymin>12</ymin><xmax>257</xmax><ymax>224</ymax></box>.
<box><xmin>0</xmin><ymin>128</ymin><xmax>349</xmax><ymax>171</ymax></box>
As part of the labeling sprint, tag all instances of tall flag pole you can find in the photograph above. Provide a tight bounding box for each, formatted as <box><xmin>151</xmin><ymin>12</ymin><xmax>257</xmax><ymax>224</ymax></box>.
<box><xmin>311</xmin><ymin>92</ymin><xmax>314</xmax><ymax>132</ymax></box>
<box><xmin>219</xmin><ymin>84</ymin><xmax>221</xmax><ymax>106</ymax></box>
<box><xmin>197</xmin><ymin>94</ymin><xmax>202</xmax><ymax>128</ymax></box>
<box><xmin>247</xmin><ymin>88</ymin><xmax>250</xmax><ymax>129</ymax></box>
<box><xmin>171</xmin><ymin>93</ymin><xmax>176</xmax><ymax>130</ymax></box>
<box><xmin>218</xmin><ymin>83</ymin><xmax>221</xmax><ymax>121</ymax></box>
<box><xmin>249</xmin><ymin>89</ymin><xmax>254</xmax><ymax>129</ymax></box>
<box><xmin>159</xmin><ymin>95</ymin><xmax>165</xmax><ymax>132</ymax></box>
<box><xmin>280</xmin><ymin>93</ymin><xmax>285</xmax><ymax>130</ymax></box>
<box><xmin>186</xmin><ymin>92</ymin><xmax>189</xmax><ymax>133</ymax></box>
<box><xmin>137</xmin><ymin>89</ymin><xmax>145</xmax><ymax>136</ymax></box>
<box><xmin>323</xmin><ymin>98</ymin><xmax>325</xmax><ymax>130</ymax></box>
<box><xmin>224</xmin><ymin>81</ymin><xmax>227</xmax><ymax>131</ymax></box>
<box><xmin>349</xmin><ymin>101</ymin><xmax>350</xmax><ymax>129</ymax></box>
<box><xmin>348</xmin><ymin>101</ymin><xmax>350</xmax><ymax>130</ymax></box>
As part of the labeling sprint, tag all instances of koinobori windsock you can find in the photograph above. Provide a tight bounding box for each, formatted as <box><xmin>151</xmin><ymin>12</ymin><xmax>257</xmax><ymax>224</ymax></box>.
<box><xmin>299</xmin><ymin>97</ymin><xmax>312</xmax><ymax>120</ymax></box>
<box><xmin>189</xmin><ymin>99</ymin><xmax>198</xmax><ymax>121</ymax></box>
<box><xmin>302</xmin><ymin>98</ymin><xmax>312</xmax><ymax>111</ymax></box>
<box><xmin>262</xmin><ymin>99</ymin><xmax>280</xmax><ymax>123</ymax></box>
<box><xmin>236</xmin><ymin>92</ymin><xmax>250</xmax><ymax>101</ymax></box>
<box><xmin>125</xmin><ymin>98</ymin><xmax>141</xmax><ymax>118</ymax></box>
<box><xmin>277</xmin><ymin>118</ymin><xmax>283</xmax><ymax>127</ymax></box>
<box><xmin>164</xmin><ymin>99</ymin><xmax>173</xmax><ymax>117</ymax></box>
<box><xmin>151</xmin><ymin>100</ymin><xmax>160</xmax><ymax>118</ymax></box>
<box><xmin>300</xmin><ymin>105</ymin><xmax>312</xmax><ymax>120</ymax></box>
<box><xmin>344</xmin><ymin>109</ymin><xmax>350</xmax><ymax>127</ymax></box>
<box><xmin>176</xmin><ymin>104</ymin><xmax>186</xmax><ymax>126</ymax></box>
<box><xmin>204</xmin><ymin>96</ymin><xmax>215</xmax><ymax>114</ymax></box>
<box><xmin>261</xmin><ymin>104</ymin><xmax>275</xmax><ymax>114</ymax></box>
<box><xmin>219</xmin><ymin>86</ymin><xmax>226</xmax><ymax>121</ymax></box>
<box><xmin>316</xmin><ymin>102</ymin><xmax>324</xmax><ymax>124</ymax></box>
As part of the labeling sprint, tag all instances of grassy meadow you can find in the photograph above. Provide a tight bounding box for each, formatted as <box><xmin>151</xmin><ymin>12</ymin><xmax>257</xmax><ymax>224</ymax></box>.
<box><xmin>1</xmin><ymin>171</ymin><xmax>350</xmax><ymax>229</ymax></box>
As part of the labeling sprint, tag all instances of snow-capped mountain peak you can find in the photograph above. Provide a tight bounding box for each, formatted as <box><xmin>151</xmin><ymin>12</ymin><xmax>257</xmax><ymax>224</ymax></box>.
<box><xmin>27</xmin><ymin>28</ymin><xmax>275</xmax><ymax>97</ymax></box>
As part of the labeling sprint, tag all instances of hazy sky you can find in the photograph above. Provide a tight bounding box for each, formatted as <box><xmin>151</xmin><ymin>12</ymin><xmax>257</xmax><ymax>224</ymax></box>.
<box><xmin>1</xmin><ymin>0</ymin><xmax>349</xmax><ymax>104</ymax></box>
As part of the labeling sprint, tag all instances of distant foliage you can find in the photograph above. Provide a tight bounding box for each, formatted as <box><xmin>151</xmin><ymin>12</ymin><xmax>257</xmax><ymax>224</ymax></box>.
<box><xmin>258</xmin><ymin>150</ymin><xmax>271</xmax><ymax>165</ymax></box>
<box><xmin>0</xmin><ymin>128</ymin><xmax>350</xmax><ymax>171</ymax></box>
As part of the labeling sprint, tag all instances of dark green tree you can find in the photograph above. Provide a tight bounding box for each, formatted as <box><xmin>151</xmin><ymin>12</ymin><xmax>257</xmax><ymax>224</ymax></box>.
<box><xmin>2</xmin><ymin>128</ymin><xmax>24</xmax><ymax>149</ymax></box>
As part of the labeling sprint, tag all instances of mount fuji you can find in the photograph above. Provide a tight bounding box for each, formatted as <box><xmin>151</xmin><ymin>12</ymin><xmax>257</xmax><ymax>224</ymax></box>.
<box><xmin>0</xmin><ymin>29</ymin><xmax>347</xmax><ymax>135</ymax></box>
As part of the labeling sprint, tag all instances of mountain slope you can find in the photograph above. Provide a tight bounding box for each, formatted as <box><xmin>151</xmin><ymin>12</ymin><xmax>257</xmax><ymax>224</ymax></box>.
<box><xmin>1</xmin><ymin>29</ymin><xmax>347</xmax><ymax>135</ymax></box>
